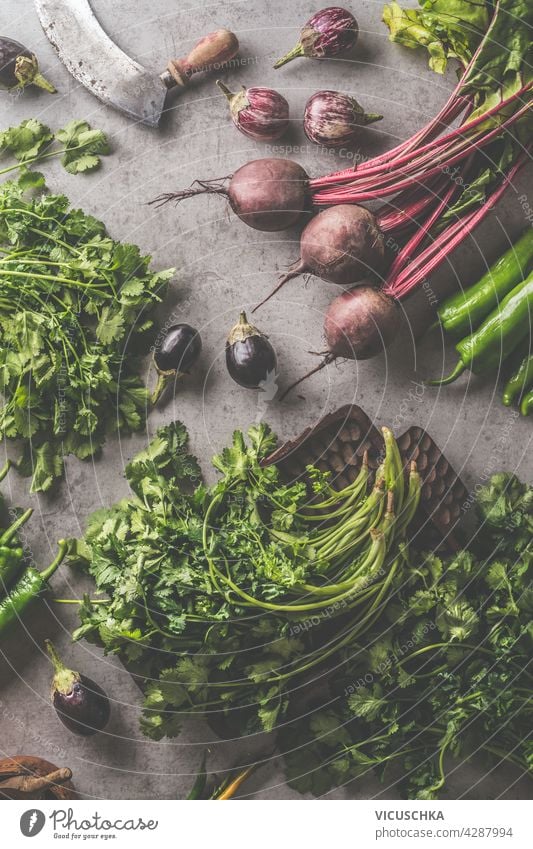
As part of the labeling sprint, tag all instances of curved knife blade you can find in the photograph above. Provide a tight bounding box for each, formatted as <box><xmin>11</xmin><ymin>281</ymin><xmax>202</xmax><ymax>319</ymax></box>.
<box><xmin>34</xmin><ymin>0</ymin><xmax>167</xmax><ymax>127</ymax></box>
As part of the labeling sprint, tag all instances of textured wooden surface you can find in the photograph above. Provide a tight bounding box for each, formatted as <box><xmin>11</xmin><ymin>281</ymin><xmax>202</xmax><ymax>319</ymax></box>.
<box><xmin>263</xmin><ymin>404</ymin><xmax>467</xmax><ymax>547</ymax></box>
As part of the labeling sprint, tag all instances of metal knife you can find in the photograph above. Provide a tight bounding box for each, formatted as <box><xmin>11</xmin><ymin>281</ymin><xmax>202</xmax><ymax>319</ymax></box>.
<box><xmin>34</xmin><ymin>0</ymin><xmax>239</xmax><ymax>127</ymax></box>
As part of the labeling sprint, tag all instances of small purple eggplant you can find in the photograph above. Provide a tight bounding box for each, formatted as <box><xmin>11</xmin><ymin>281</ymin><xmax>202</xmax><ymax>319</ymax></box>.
<box><xmin>304</xmin><ymin>90</ymin><xmax>382</xmax><ymax>148</ymax></box>
<box><xmin>226</xmin><ymin>312</ymin><xmax>277</xmax><ymax>389</ymax></box>
<box><xmin>0</xmin><ymin>36</ymin><xmax>56</xmax><ymax>92</ymax></box>
<box><xmin>274</xmin><ymin>7</ymin><xmax>358</xmax><ymax>69</ymax></box>
<box><xmin>216</xmin><ymin>80</ymin><xmax>290</xmax><ymax>142</ymax></box>
<box><xmin>46</xmin><ymin>640</ymin><xmax>110</xmax><ymax>737</ymax></box>
<box><xmin>151</xmin><ymin>323</ymin><xmax>202</xmax><ymax>405</ymax></box>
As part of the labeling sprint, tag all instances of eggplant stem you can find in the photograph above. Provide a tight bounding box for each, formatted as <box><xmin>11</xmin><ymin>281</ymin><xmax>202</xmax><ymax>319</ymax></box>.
<box><xmin>45</xmin><ymin>639</ymin><xmax>67</xmax><ymax>674</ymax></box>
<box><xmin>151</xmin><ymin>371</ymin><xmax>181</xmax><ymax>406</ymax></box>
<box><xmin>363</xmin><ymin>112</ymin><xmax>384</xmax><ymax>126</ymax></box>
<box><xmin>280</xmin><ymin>353</ymin><xmax>335</xmax><ymax>401</ymax></box>
<box><xmin>427</xmin><ymin>359</ymin><xmax>466</xmax><ymax>386</ymax></box>
<box><xmin>274</xmin><ymin>43</ymin><xmax>304</xmax><ymax>69</ymax></box>
<box><xmin>216</xmin><ymin>79</ymin><xmax>234</xmax><ymax>101</ymax></box>
<box><xmin>31</xmin><ymin>72</ymin><xmax>57</xmax><ymax>93</ymax></box>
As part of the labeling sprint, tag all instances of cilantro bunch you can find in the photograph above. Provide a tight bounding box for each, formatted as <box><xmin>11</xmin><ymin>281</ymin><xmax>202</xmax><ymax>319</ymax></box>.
<box><xmin>282</xmin><ymin>473</ymin><xmax>533</xmax><ymax>798</ymax></box>
<box><xmin>69</xmin><ymin>420</ymin><xmax>421</xmax><ymax>741</ymax></box>
<box><xmin>70</xmin><ymin>420</ymin><xmax>532</xmax><ymax>796</ymax></box>
<box><xmin>0</xmin><ymin>118</ymin><xmax>110</xmax><ymax>179</ymax></box>
<box><xmin>0</xmin><ymin>176</ymin><xmax>173</xmax><ymax>490</ymax></box>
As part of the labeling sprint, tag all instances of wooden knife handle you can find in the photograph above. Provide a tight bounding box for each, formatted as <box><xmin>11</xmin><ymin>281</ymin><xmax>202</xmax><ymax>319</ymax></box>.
<box><xmin>161</xmin><ymin>29</ymin><xmax>239</xmax><ymax>90</ymax></box>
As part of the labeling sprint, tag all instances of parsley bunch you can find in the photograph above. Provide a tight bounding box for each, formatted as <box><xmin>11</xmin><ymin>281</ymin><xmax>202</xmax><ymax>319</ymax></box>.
<box><xmin>0</xmin><ymin>176</ymin><xmax>173</xmax><ymax>490</ymax></box>
<box><xmin>282</xmin><ymin>473</ymin><xmax>533</xmax><ymax>798</ymax></box>
<box><xmin>69</xmin><ymin>420</ymin><xmax>421</xmax><ymax>740</ymax></box>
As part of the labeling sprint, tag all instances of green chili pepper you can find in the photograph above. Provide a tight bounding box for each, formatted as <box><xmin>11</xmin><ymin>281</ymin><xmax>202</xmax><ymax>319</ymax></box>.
<box><xmin>430</xmin><ymin>272</ymin><xmax>533</xmax><ymax>386</ymax></box>
<box><xmin>437</xmin><ymin>230</ymin><xmax>533</xmax><ymax>338</ymax></box>
<box><xmin>0</xmin><ymin>545</ymin><xmax>24</xmax><ymax>594</ymax></box>
<box><xmin>0</xmin><ymin>507</ymin><xmax>33</xmax><ymax>546</ymax></box>
<box><xmin>0</xmin><ymin>540</ymin><xmax>68</xmax><ymax>637</ymax></box>
<box><xmin>0</xmin><ymin>508</ymin><xmax>33</xmax><ymax>595</ymax></box>
<box><xmin>502</xmin><ymin>341</ymin><xmax>533</xmax><ymax>406</ymax></box>
<box><xmin>520</xmin><ymin>389</ymin><xmax>533</xmax><ymax>416</ymax></box>
<box><xmin>0</xmin><ymin>460</ymin><xmax>12</xmax><ymax>515</ymax></box>
<box><xmin>186</xmin><ymin>751</ymin><xmax>208</xmax><ymax>799</ymax></box>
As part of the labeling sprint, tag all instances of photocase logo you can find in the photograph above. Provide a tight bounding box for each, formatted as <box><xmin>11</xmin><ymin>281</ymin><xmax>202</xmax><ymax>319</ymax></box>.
<box><xmin>20</xmin><ymin>809</ymin><xmax>46</xmax><ymax>837</ymax></box>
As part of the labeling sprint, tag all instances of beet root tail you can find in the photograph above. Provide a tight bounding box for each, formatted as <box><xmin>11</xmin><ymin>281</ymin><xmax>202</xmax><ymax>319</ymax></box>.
<box><xmin>252</xmin><ymin>261</ymin><xmax>306</xmax><ymax>313</ymax></box>
<box><xmin>148</xmin><ymin>177</ymin><xmax>231</xmax><ymax>208</ymax></box>
<box><xmin>280</xmin><ymin>353</ymin><xmax>335</xmax><ymax>401</ymax></box>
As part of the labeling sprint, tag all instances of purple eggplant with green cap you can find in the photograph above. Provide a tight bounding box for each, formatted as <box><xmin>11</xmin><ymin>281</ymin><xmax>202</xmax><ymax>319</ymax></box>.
<box><xmin>151</xmin><ymin>324</ymin><xmax>202</xmax><ymax>405</ymax></box>
<box><xmin>226</xmin><ymin>312</ymin><xmax>277</xmax><ymax>389</ymax></box>
<box><xmin>216</xmin><ymin>80</ymin><xmax>289</xmax><ymax>142</ymax></box>
<box><xmin>304</xmin><ymin>90</ymin><xmax>383</xmax><ymax>148</ymax></box>
<box><xmin>0</xmin><ymin>36</ymin><xmax>56</xmax><ymax>92</ymax></box>
<box><xmin>274</xmin><ymin>7</ymin><xmax>358</xmax><ymax>69</ymax></box>
<box><xmin>46</xmin><ymin>640</ymin><xmax>110</xmax><ymax>737</ymax></box>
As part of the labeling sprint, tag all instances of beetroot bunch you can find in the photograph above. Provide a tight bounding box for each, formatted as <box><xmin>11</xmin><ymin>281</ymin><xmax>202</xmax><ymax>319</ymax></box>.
<box><xmin>151</xmin><ymin>1</ymin><xmax>531</xmax><ymax>397</ymax></box>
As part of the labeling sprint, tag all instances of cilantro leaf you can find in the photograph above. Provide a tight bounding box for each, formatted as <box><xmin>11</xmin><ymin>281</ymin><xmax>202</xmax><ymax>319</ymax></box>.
<box><xmin>0</xmin><ymin>119</ymin><xmax>53</xmax><ymax>161</ymax></box>
<box><xmin>55</xmin><ymin>120</ymin><xmax>110</xmax><ymax>174</ymax></box>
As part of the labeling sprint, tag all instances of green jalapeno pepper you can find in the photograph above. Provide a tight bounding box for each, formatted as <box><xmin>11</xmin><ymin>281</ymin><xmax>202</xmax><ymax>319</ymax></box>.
<box><xmin>437</xmin><ymin>230</ymin><xmax>533</xmax><ymax>338</ymax></box>
<box><xmin>0</xmin><ymin>460</ymin><xmax>11</xmax><ymax>484</ymax></box>
<box><xmin>0</xmin><ymin>539</ymin><xmax>67</xmax><ymax>636</ymax></box>
<box><xmin>0</xmin><ymin>506</ymin><xmax>33</xmax><ymax>595</ymax></box>
<box><xmin>502</xmin><ymin>340</ymin><xmax>533</xmax><ymax>406</ymax></box>
<box><xmin>0</xmin><ymin>545</ymin><xmax>24</xmax><ymax>593</ymax></box>
<box><xmin>0</xmin><ymin>506</ymin><xmax>33</xmax><ymax>546</ymax></box>
<box><xmin>430</xmin><ymin>272</ymin><xmax>533</xmax><ymax>386</ymax></box>
<box><xmin>520</xmin><ymin>389</ymin><xmax>533</xmax><ymax>416</ymax></box>
<box><xmin>0</xmin><ymin>460</ymin><xmax>11</xmax><ymax>514</ymax></box>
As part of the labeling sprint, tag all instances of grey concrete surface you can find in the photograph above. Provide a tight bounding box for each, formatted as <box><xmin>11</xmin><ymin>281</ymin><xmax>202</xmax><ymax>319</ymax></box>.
<box><xmin>0</xmin><ymin>0</ymin><xmax>531</xmax><ymax>801</ymax></box>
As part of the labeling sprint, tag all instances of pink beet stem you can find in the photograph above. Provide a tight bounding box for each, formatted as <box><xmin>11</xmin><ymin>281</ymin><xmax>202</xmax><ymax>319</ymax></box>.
<box><xmin>330</xmin><ymin>86</ymin><xmax>521</xmax><ymax>187</ymax></box>
<box><xmin>378</xmin><ymin>175</ymin><xmax>451</xmax><ymax>232</ymax></box>
<box><xmin>311</xmin><ymin>82</ymin><xmax>530</xmax><ymax>203</ymax></box>
<box><xmin>311</xmin><ymin>0</ymin><xmax>507</xmax><ymax>192</ymax></box>
<box><xmin>310</xmin><ymin>95</ymin><xmax>469</xmax><ymax>189</ymax></box>
<box><xmin>313</xmin><ymin>99</ymin><xmax>530</xmax><ymax>205</ymax></box>
<box><xmin>384</xmin><ymin>153</ymin><xmax>528</xmax><ymax>299</ymax></box>
<box><xmin>383</xmin><ymin>175</ymin><xmax>465</xmax><ymax>286</ymax></box>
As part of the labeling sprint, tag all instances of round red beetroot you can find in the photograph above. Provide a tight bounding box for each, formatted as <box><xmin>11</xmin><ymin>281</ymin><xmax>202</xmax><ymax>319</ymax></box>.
<box><xmin>217</xmin><ymin>81</ymin><xmax>289</xmax><ymax>142</ymax></box>
<box><xmin>227</xmin><ymin>158</ymin><xmax>309</xmax><ymax>230</ymax></box>
<box><xmin>324</xmin><ymin>286</ymin><xmax>400</xmax><ymax>360</ymax></box>
<box><xmin>254</xmin><ymin>204</ymin><xmax>385</xmax><ymax>309</ymax></box>
<box><xmin>280</xmin><ymin>286</ymin><xmax>400</xmax><ymax>399</ymax></box>
<box><xmin>150</xmin><ymin>158</ymin><xmax>310</xmax><ymax>232</ymax></box>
